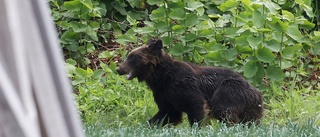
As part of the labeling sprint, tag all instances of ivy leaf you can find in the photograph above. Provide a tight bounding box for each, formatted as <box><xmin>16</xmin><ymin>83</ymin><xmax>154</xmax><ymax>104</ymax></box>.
<box><xmin>169</xmin><ymin>8</ymin><xmax>185</xmax><ymax>20</ymax></box>
<box><xmin>150</xmin><ymin>7</ymin><xmax>166</xmax><ymax>21</ymax></box>
<box><xmin>127</xmin><ymin>15</ymin><xmax>137</xmax><ymax>25</ymax></box>
<box><xmin>282</xmin><ymin>46</ymin><xmax>295</xmax><ymax>59</ymax></box>
<box><xmin>263</xmin><ymin>1</ymin><xmax>281</xmax><ymax>14</ymax></box>
<box><xmin>243</xmin><ymin>60</ymin><xmax>258</xmax><ymax>78</ymax></box>
<box><xmin>252</xmin><ymin>10</ymin><xmax>265</xmax><ymax>28</ymax></box>
<box><xmin>60</xmin><ymin>32</ymin><xmax>80</xmax><ymax>45</ymax></box>
<box><xmin>264</xmin><ymin>39</ymin><xmax>280</xmax><ymax>52</ymax></box>
<box><xmin>66</xmin><ymin>58</ymin><xmax>77</xmax><ymax>66</ymax></box>
<box><xmin>247</xmin><ymin>35</ymin><xmax>262</xmax><ymax>49</ymax></box>
<box><xmin>170</xmin><ymin>43</ymin><xmax>184</xmax><ymax>56</ymax></box>
<box><xmin>267</xmin><ymin>15</ymin><xmax>287</xmax><ymax>32</ymax></box>
<box><xmin>154</xmin><ymin>21</ymin><xmax>168</xmax><ymax>32</ymax></box>
<box><xmin>69</xmin><ymin>21</ymin><xmax>87</xmax><ymax>32</ymax></box>
<box><xmin>205</xmin><ymin>51</ymin><xmax>221</xmax><ymax>63</ymax></box>
<box><xmin>299</xmin><ymin>20</ymin><xmax>315</xmax><ymax>30</ymax></box>
<box><xmin>185</xmin><ymin>13</ymin><xmax>198</xmax><ymax>27</ymax></box>
<box><xmin>224</xmin><ymin>48</ymin><xmax>237</xmax><ymax>61</ymax></box>
<box><xmin>172</xmin><ymin>25</ymin><xmax>185</xmax><ymax>34</ymax></box>
<box><xmin>64</xmin><ymin>0</ymin><xmax>82</xmax><ymax>11</ymax></box>
<box><xmin>218</xmin><ymin>0</ymin><xmax>238</xmax><ymax>12</ymax></box>
<box><xmin>185</xmin><ymin>1</ymin><xmax>204</xmax><ymax>11</ymax></box>
<box><xmin>256</xmin><ymin>47</ymin><xmax>275</xmax><ymax>63</ymax></box>
<box><xmin>86</xmin><ymin>43</ymin><xmax>95</xmax><ymax>53</ymax></box>
<box><xmin>86</xmin><ymin>27</ymin><xmax>98</xmax><ymax>41</ymax></box>
<box><xmin>112</xmin><ymin>1</ymin><xmax>127</xmax><ymax>15</ymax></box>
<box><xmin>92</xmin><ymin>69</ymin><xmax>105</xmax><ymax>79</ymax></box>
<box><xmin>281</xmin><ymin>60</ymin><xmax>293</xmax><ymax>69</ymax></box>
<box><xmin>75</xmin><ymin>68</ymin><xmax>87</xmax><ymax>78</ymax></box>
<box><xmin>266</xmin><ymin>65</ymin><xmax>285</xmax><ymax>81</ymax></box>
<box><xmin>98</xmin><ymin>51</ymin><xmax>113</xmax><ymax>59</ymax></box>
<box><xmin>282</xmin><ymin>10</ymin><xmax>294</xmax><ymax>21</ymax></box>
<box><xmin>134</xmin><ymin>27</ymin><xmax>155</xmax><ymax>34</ymax></box>
<box><xmin>185</xmin><ymin>33</ymin><xmax>197</xmax><ymax>41</ymax></box>
<box><xmin>80</xmin><ymin>0</ymin><xmax>93</xmax><ymax>10</ymax></box>
<box><xmin>300</xmin><ymin>4</ymin><xmax>314</xmax><ymax>18</ymax></box>
<box><xmin>286</xmin><ymin>24</ymin><xmax>304</xmax><ymax>42</ymax></box>
<box><xmin>147</xmin><ymin>0</ymin><xmax>163</xmax><ymax>5</ymax></box>
<box><xmin>89</xmin><ymin>22</ymin><xmax>100</xmax><ymax>30</ymax></box>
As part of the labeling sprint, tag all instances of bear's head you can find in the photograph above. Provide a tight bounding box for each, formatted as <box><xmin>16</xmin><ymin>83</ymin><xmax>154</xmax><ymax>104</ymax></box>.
<box><xmin>116</xmin><ymin>38</ymin><xmax>164</xmax><ymax>82</ymax></box>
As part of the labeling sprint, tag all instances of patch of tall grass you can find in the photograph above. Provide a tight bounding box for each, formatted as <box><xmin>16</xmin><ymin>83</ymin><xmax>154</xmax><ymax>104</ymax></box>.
<box><xmin>69</xmin><ymin>62</ymin><xmax>320</xmax><ymax>136</ymax></box>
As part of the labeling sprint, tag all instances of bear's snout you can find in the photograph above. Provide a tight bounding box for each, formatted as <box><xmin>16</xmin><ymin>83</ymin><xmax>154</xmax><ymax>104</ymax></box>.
<box><xmin>116</xmin><ymin>67</ymin><xmax>125</xmax><ymax>75</ymax></box>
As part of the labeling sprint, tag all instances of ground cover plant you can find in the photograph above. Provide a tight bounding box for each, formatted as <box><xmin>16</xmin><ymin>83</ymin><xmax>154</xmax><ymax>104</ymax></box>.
<box><xmin>50</xmin><ymin>0</ymin><xmax>320</xmax><ymax>136</ymax></box>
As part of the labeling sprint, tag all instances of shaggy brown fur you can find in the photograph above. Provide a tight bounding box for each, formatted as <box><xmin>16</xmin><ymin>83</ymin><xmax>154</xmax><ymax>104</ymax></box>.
<box><xmin>116</xmin><ymin>39</ymin><xmax>264</xmax><ymax>126</ymax></box>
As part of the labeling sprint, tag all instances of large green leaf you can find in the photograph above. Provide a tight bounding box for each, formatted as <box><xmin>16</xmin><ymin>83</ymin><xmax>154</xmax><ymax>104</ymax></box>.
<box><xmin>243</xmin><ymin>60</ymin><xmax>258</xmax><ymax>78</ymax></box>
<box><xmin>256</xmin><ymin>47</ymin><xmax>275</xmax><ymax>63</ymax></box>
<box><xmin>170</xmin><ymin>43</ymin><xmax>184</xmax><ymax>56</ymax></box>
<box><xmin>282</xmin><ymin>46</ymin><xmax>295</xmax><ymax>59</ymax></box>
<box><xmin>69</xmin><ymin>21</ymin><xmax>87</xmax><ymax>32</ymax></box>
<box><xmin>92</xmin><ymin>69</ymin><xmax>105</xmax><ymax>79</ymax></box>
<box><xmin>281</xmin><ymin>59</ymin><xmax>293</xmax><ymax>69</ymax></box>
<box><xmin>154</xmin><ymin>21</ymin><xmax>168</xmax><ymax>32</ymax></box>
<box><xmin>224</xmin><ymin>27</ymin><xmax>240</xmax><ymax>38</ymax></box>
<box><xmin>112</xmin><ymin>1</ymin><xmax>127</xmax><ymax>15</ymax></box>
<box><xmin>218</xmin><ymin>0</ymin><xmax>238</xmax><ymax>12</ymax></box>
<box><xmin>247</xmin><ymin>35</ymin><xmax>262</xmax><ymax>49</ymax></box>
<box><xmin>185</xmin><ymin>1</ymin><xmax>204</xmax><ymax>11</ymax></box>
<box><xmin>169</xmin><ymin>8</ymin><xmax>185</xmax><ymax>20</ymax></box>
<box><xmin>299</xmin><ymin>3</ymin><xmax>314</xmax><ymax>18</ymax></box>
<box><xmin>80</xmin><ymin>0</ymin><xmax>93</xmax><ymax>10</ymax></box>
<box><xmin>89</xmin><ymin>22</ymin><xmax>100</xmax><ymax>30</ymax></box>
<box><xmin>75</xmin><ymin>68</ymin><xmax>90</xmax><ymax>78</ymax></box>
<box><xmin>266</xmin><ymin>65</ymin><xmax>285</xmax><ymax>81</ymax></box>
<box><xmin>185</xmin><ymin>33</ymin><xmax>197</xmax><ymax>41</ymax></box>
<box><xmin>252</xmin><ymin>10</ymin><xmax>265</xmax><ymax>28</ymax></box>
<box><xmin>263</xmin><ymin>1</ymin><xmax>281</xmax><ymax>14</ymax></box>
<box><xmin>127</xmin><ymin>15</ymin><xmax>137</xmax><ymax>25</ymax></box>
<box><xmin>86</xmin><ymin>43</ymin><xmax>95</xmax><ymax>53</ymax></box>
<box><xmin>264</xmin><ymin>39</ymin><xmax>281</xmax><ymax>52</ymax></box>
<box><xmin>147</xmin><ymin>0</ymin><xmax>163</xmax><ymax>5</ymax></box>
<box><xmin>86</xmin><ymin>27</ymin><xmax>98</xmax><ymax>41</ymax></box>
<box><xmin>134</xmin><ymin>27</ymin><xmax>155</xmax><ymax>34</ymax></box>
<box><xmin>282</xmin><ymin>10</ymin><xmax>294</xmax><ymax>21</ymax></box>
<box><xmin>224</xmin><ymin>48</ymin><xmax>237</xmax><ymax>61</ymax></box>
<box><xmin>172</xmin><ymin>25</ymin><xmax>185</xmax><ymax>34</ymax></box>
<box><xmin>185</xmin><ymin>13</ymin><xmax>198</xmax><ymax>27</ymax></box>
<box><xmin>64</xmin><ymin>0</ymin><xmax>82</xmax><ymax>11</ymax></box>
<box><xmin>267</xmin><ymin>15</ymin><xmax>288</xmax><ymax>32</ymax></box>
<box><xmin>60</xmin><ymin>31</ymin><xmax>80</xmax><ymax>44</ymax></box>
<box><xmin>286</xmin><ymin>24</ymin><xmax>304</xmax><ymax>42</ymax></box>
<box><xmin>205</xmin><ymin>51</ymin><xmax>221</xmax><ymax>63</ymax></box>
<box><xmin>150</xmin><ymin>7</ymin><xmax>166</xmax><ymax>21</ymax></box>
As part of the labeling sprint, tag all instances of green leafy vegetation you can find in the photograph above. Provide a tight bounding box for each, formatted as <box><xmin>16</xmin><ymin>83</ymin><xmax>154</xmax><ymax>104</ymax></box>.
<box><xmin>50</xmin><ymin>0</ymin><xmax>320</xmax><ymax>136</ymax></box>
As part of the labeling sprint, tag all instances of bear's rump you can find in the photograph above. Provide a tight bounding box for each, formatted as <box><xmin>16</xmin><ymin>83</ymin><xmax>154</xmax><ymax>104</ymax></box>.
<box><xmin>208</xmin><ymin>78</ymin><xmax>263</xmax><ymax>122</ymax></box>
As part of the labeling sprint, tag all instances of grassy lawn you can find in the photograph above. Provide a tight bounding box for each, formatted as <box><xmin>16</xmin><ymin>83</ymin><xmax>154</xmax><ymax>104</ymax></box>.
<box><xmin>84</xmin><ymin>120</ymin><xmax>320</xmax><ymax>137</ymax></box>
<box><xmin>70</xmin><ymin>68</ymin><xmax>320</xmax><ymax>137</ymax></box>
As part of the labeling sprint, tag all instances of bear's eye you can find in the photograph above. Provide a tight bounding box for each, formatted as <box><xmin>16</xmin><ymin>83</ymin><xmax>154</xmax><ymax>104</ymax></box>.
<box><xmin>128</xmin><ymin>55</ymin><xmax>139</xmax><ymax>64</ymax></box>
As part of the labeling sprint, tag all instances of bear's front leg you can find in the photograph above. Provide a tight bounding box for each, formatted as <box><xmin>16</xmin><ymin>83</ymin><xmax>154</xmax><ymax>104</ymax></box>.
<box><xmin>148</xmin><ymin>110</ymin><xmax>182</xmax><ymax>127</ymax></box>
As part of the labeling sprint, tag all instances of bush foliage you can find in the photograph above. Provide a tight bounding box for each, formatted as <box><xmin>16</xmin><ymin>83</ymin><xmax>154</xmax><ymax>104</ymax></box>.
<box><xmin>50</xmin><ymin>0</ymin><xmax>320</xmax><ymax>90</ymax></box>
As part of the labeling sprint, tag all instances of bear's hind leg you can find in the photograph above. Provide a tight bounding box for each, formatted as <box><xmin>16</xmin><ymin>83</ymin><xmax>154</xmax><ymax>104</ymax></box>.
<box><xmin>210</xmin><ymin>79</ymin><xmax>248</xmax><ymax>125</ymax></box>
<box><xmin>185</xmin><ymin>99</ymin><xmax>209</xmax><ymax>126</ymax></box>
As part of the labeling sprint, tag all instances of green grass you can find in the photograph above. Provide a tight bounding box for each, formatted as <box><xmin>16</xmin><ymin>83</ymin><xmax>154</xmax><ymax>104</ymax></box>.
<box><xmin>83</xmin><ymin>120</ymin><xmax>320</xmax><ymax>137</ymax></box>
<box><xmin>67</xmin><ymin>63</ymin><xmax>320</xmax><ymax>136</ymax></box>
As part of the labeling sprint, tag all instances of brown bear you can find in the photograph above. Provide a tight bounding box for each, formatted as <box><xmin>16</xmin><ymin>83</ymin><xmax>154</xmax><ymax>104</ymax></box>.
<box><xmin>116</xmin><ymin>38</ymin><xmax>264</xmax><ymax>126</ymax></box>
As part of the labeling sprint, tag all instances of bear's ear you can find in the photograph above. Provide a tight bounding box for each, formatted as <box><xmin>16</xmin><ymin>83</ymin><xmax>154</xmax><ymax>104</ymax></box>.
<box><xmin>147</xmin><ymin>39</ymin><xmax>163</xmax><ymax>51</ymax></box>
